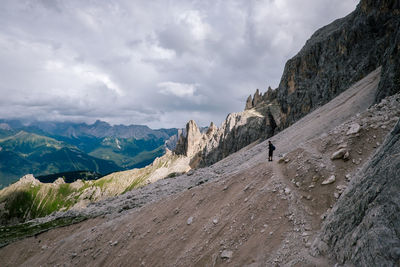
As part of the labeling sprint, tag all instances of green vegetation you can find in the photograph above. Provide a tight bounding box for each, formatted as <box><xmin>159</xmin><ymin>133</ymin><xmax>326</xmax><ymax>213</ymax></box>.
<box><xmin>93</xmin><ymin>177</ymin><xmax>113</xmax><ymax>189</ymax></box>
<box><xmin>89</xmin><ymin>141</ymin><xmax>165</xmax><ymax>169</ymax></box>
<box><xmin>0</xmin><ymin>133</ymin><xmax>121</xmax><ymax>189</ymax></box>
<box><xmin>122</xmin><ymin>175</ymin><xmax>148</xmax><ymax>194</ymax></box>
<box><xmin>0</xmin><ymin>145</ymin><xmax>184</xmax><ymax>227</ymax></box>
<box><xmin>0</xmin><ymin>130</ymin><xmax>168</xmax><ymax>189</ymax></box>
<box><xmin>1</xmin><ymin>184</ymin><xmax>80</xmax><ymax>222</ymax></box>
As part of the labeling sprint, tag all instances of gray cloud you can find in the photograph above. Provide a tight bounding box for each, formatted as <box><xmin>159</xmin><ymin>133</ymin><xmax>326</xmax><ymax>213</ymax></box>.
<box><xmin>0</xmin><ymin>0</ymin><xmax>358</xmax><ymax>128</ymax></box>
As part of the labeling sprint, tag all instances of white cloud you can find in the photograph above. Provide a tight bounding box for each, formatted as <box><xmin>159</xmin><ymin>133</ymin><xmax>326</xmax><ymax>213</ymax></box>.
<box><xmin>177</xmin><ymin>10</ymin><xmax>211</xmax><ymax>41</ymax></box>
<box><xmin>158</xmin><ymin>82</ymin><xmax>197</xmax><ymax>98</ymax></box>
<box><xmin>0</xmin><ymin>0</ymin><xmax>359</xmax><ymax>128</ymax></box>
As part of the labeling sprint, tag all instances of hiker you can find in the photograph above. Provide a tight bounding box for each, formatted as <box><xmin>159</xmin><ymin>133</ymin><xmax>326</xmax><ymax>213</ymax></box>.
<box><xmin>268</xmin><ymin>140</ymin><xmax>275</xmax><ymax>161</ymax></box>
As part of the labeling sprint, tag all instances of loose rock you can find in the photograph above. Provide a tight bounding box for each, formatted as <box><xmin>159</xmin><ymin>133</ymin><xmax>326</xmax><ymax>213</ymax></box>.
<box><xmin>321</xmin><ymin>175</ymin><xmax>336</xmax><ymax>185</ymax></box>
<box><xmin>221</xmin><ymin>250</ymin><xmax>233</xmax><ymax>259</ymax></box>
<box><xmin>331</xmin><ymin>148</ymin><xmax>348</xmax><ymax>160</ymax></box>
<box><xmin>346</xmin><ymin>123</ymin><xmax>361</xmax><ymax>135</ymax></box>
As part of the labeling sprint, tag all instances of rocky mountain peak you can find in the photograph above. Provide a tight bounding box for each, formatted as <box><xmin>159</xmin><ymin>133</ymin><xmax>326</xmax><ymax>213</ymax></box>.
<box><xmin>54</xmin><ymin>177</ymin><xmax>65</xmax><ymax>185</ymax></box>
<box><xmin>185</xmin><ymin>120</ymin><xmax>202</xmax><ymax>158</ymax></box>
<box><xmin>174</xmin><ymin>120</ymin><xmax>202</xmax><ymax>158</ymax></box>
<box><xmin>17</xmin><ymin>174</ymin><xmax>40</xmax><ymax>186</ymax></box>
<box><xmin>206</xmin><ymin>122</ymin><xmax>217</xmax><ymax>136</ymax></box>
<box><xmin>245</xmin><ymin>86</ymin><xmax>277</xmax><ymax>110</ymax></box>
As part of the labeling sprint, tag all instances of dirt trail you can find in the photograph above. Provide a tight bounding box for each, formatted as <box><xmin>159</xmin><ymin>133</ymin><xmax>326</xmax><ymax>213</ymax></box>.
<box><xmin>0</xmin><ymin>68</ymin><xmax>387</xmax><ymax>266</ymax></box>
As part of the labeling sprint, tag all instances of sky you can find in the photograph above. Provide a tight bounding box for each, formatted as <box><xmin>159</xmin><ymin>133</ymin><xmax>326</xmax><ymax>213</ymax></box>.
<box><xmin>0</xmin><ymin>0</ymin><xmax>358</xmax><ymax>129</ymax></box>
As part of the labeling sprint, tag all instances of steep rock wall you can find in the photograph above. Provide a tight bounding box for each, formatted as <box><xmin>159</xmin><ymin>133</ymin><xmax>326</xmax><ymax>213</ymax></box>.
<box><xmin>275</xmin><ymin>0</ymin><xmax>399</xmax><ymax>127</ymax></box>
<box><xmin>312</xmin><ymin>119</ymin><xmax>400</xmax><ymax>266</ymax></box>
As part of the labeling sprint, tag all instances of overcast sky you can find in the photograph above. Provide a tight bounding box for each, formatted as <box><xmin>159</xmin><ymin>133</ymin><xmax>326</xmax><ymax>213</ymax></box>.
<box><xmin>0</xmin><ymin>0</ymin><xmax>358</xmax><ymax>129</ymax></box>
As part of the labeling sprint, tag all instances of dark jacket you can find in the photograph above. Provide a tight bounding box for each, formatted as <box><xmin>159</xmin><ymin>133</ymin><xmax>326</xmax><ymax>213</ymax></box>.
<box><xmin>268</xmin><ymin>143</ymin><xmax>275</xmax><ymax>154</ymax></box>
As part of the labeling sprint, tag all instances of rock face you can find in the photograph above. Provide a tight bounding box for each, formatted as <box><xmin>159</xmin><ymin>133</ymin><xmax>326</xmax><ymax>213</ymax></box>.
<box><xmin>245</xmin><ymin>87</ymin><xmax>277</xmax><ymax>110</ymax></box>
<box><xmin>313</xmin><ymin>119</ymin><xmax>400</xmax><ymax>266</ymax></box>
<box><xmin>248</xmin><ymin>0</ymin><xmax>400</xmax><ymax>129</ymax></box>
<box><xmin>277</xmin><ymin>0</ymin><xmax>400</xmax><ymax>128</ymax></box>
<box><xmin>175</xmin><ymin>104</ymin><xmax>279</xmax><ymax>167</ymax></box>
<box><xmin>178</xmin><ymin>0</ymin><xmax>399</xmax><ymax>168</ymax></box>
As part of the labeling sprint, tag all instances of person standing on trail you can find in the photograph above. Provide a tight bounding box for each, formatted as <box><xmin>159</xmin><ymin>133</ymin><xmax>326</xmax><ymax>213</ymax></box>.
<box><xmin>268</xmin><ymin>140</ymin><xmax>275</xmax><ymax>161</ymax></box>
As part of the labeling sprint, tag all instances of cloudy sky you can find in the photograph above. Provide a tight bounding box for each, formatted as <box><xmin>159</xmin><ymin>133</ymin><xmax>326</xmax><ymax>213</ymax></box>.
<box><xmin>0</xmin><ymin>0</ymin><xmax>358</xmax><ymax>129</ymax></box>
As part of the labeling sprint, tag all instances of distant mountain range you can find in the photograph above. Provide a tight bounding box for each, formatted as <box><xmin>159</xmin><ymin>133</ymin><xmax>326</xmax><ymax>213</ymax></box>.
<box><xmin>0</xmin><ymin>119</ymin><xmax>179</xmax><ymax>188</ymax></box>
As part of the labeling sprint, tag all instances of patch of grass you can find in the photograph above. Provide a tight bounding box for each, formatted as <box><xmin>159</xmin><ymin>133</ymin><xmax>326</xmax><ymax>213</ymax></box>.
<box><xmin>0</xmin><ymin>216</ymin><xmax>88</xmax><ymax>248</ymax></box>
<box><xmin>1</xmin><ymin>183</ymin><xmax>84</xmax><ymax>223</ymax></box>
<box><xmin>58</xmin><ymin>183</ymin><xmax>73</xmax><ymax>197</ymax></box>
<box><xmin>93</xmin><ymin>178</ymin><xmax>112</xmax><ymax>189</ymax></box>
<box><xmin>4</xmin><ymin>186</ymin><xmax>41</xmax><ymax>219</ymax></box>
<box><xmin>122</xmin><ymin>175</ymin><xmax>148</xmax><ymax>194</ymax></box>
<box><xmin>167</xmin><ymin>172</ymin><xmax>177</xmax><ymax>178</ymax></box>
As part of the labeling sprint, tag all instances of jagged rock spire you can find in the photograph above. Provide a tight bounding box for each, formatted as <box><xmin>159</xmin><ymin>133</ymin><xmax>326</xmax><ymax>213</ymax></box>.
<box><xmin>252</xmin><ymin>89</ymin><xmax>262</xmax><ymax>107</ymax></box>
<box><xmin>245</xmin><ymin>95</ymin><xmax>253</xmax><ymax>110</ymax></box>
<box><xmin>245</xmin><ymin>87</ymin><xmax>276</xmax><ymax>110</ymax></box>
<box><xmin>174</xmin><ymin>120</ymin><xmax>202</xmax><ymax>157</ymax></box>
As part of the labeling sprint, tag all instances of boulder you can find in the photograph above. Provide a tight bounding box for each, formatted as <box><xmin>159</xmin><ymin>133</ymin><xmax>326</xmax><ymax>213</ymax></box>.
<box><xmin>321</xmin><ymin>175</ymin><xmax>336</xmax><ymax>185</ymax></box>
<box><xmin>221</xmin><ymin>250</ymin><xmax>233</xmax><ymax>259</ymax></box>
<box><xmin>331</xmin><ymin>148</ymin><xmax>348</xmax><ymax>160</ymax></box>
<box><xmin>346</xmin><ymin>123</ymin><xmax>361</xmax><ymax>135</ymax></box>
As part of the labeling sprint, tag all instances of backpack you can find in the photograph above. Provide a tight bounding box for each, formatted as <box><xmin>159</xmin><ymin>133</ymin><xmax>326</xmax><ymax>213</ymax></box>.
<box><xmin>272</xmin><ymin>145</ymin><xmax>276</xmax><ymax>151</ymax></box>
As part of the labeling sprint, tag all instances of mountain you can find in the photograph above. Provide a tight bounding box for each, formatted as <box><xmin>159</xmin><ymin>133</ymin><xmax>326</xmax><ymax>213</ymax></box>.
<box><xmin>174</xmin><ymin>0</ymin><xmax>400</xmax><ymax>167</ymax></box>
<box><xmin>0</xmin><ymin>131</ymin><xmax>122</xmax><ymax>188</ymax></box>
<box><xmin>0</xmin><ymin>0</ymin><xmax>399</xmax><ymax>265</ymax></box>
<box><xmin>248</xmin><ymin>0</ymin><xmax>400</xmax><ymax>128</ymax></box>
<box><xmin>22</xmin><ymin>119</ymin><xmax>177</xmax><ymax>140</ymax></box>
<box><xmin>0</xmin><ymin>150</ymin><xmax>190</xmax><ymax>224</ymax></box>
<box><xmin>1</xmin><ymin>77</ymin><xmax>398</xmax><ymax>264</ymax></box>
<box><xmin>0</xmin><ymin>120</ymin><xmax>179</xmax><ymax>188</ymax></box>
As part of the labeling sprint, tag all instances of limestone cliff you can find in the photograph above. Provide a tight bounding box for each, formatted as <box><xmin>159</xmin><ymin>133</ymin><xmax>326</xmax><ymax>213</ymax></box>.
<box><xmin>247</xmin><ymin>0</ymin><xmax>399</xmax><ymax>128</ymax></box>
<box><xmin>175</xmin><ymin>100</ymin><xmax>281</xmax><ymax>167</ymax></box>
<box><xmin>179</xmin><ymin>0</ymin><xmax>399</xmax><ymax>167</ymax></box>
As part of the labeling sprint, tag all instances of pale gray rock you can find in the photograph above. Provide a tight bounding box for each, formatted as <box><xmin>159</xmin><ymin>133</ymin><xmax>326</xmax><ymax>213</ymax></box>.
<box><xmin>331</xmin><ymin>148</ymin><xmax>348</xmax><ymax>160</ymax></box>
<box><xmin>321</xmin><ymin>175</ymin><xmax>336</xmax><ymax>185</ymax></box>
<box><xmin>346</xmin><ymin>123</ymin><xmax>361</xmax><ymax>135</ymax></box>
<box><xmin>221</xmin><ymin>250</ymin><xmax>233</xmax><ymax>259</ymax></box>
<box><xmin>54</xmin><ymin>178</ymin><xmax>65</xmax><ymax>185</ymax></box>
<box><xmin>175</xmin><ymin>108</ymin><xmax>275</xmax><ymax>167</ymax></box>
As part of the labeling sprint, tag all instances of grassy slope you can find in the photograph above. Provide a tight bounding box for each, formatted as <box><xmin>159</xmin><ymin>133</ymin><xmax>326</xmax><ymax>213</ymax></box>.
<box><xmin>0</xmin><ymin>153</ymin><xmax>188</xmax><ymax>225</ymax></box>
<box><xmin>0</xmin><ymin>132</ymin><xmax>121</xmax><ymax>189</ymax></box>
<box><xmin>89</xmin><ymin>145</ymin><xmax>165</xmax><ymax>169</ymax></box>
<box><xmin>88</xmin><ymin>137</ymin><xmax>166</xmax><ymax>168</ymax></box>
